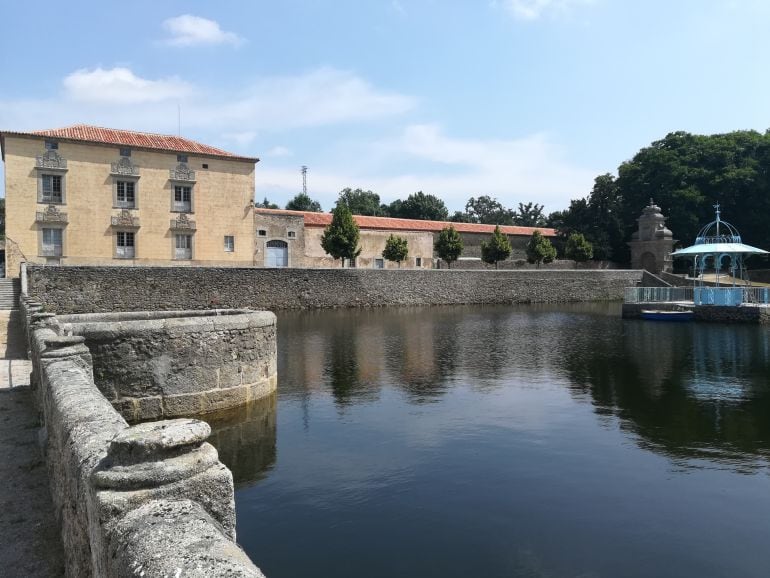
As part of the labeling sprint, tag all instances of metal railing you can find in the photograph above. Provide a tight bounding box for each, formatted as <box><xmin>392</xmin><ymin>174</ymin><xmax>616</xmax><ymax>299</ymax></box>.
<box><xmin>626</xmin><ymin>286</ymin><xmax>770</xmax><ymax>306</ymax></box>
<box><xmin>624</xmin><ymin>287</ymin><xmax>694</xmax><ymax>303</ymax></box>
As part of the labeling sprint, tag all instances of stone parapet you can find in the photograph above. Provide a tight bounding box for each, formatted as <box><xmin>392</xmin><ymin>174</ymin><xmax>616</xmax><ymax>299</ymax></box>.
<box><xmin>26</xmin><ymin>266</ymin><xmax>645</xmax><ymax>314</ymax></box>
<box><xmin>57</xmin><ymin>309</ymin><xmax>277</xmax><ymax>421</ymax></box>
<box><xmin>19</xmin><ymin>297</ymin><xmax>266</xmax><ymax>577</ymax></box>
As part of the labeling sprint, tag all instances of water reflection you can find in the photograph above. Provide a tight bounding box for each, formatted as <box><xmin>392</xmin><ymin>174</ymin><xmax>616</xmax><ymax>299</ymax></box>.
<box><xmin>561</xmin><ymin>316</ymin><xmax>770</xmax><ymax>469</ymax></box>
<box><xmin>205</xmin><ymin>393</ymin><xmax>277</xmax><ymax>487</ymax></box>
<box><xmin>279</xmin><ymin>304</ymin><xmax>770</xmax><ymax>471</ymax></box>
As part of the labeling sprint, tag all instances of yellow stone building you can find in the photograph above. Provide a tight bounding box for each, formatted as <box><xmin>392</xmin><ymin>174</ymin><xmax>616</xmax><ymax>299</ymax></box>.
<box><xmin>0</xmin><ymin>125</ymin><xmax>258</xmax><ymax>277</ymax></box>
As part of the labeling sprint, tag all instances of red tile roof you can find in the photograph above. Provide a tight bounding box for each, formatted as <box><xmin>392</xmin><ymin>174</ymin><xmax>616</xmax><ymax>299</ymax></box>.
<box><xmin>254</xmin><ymin>208</ymin><xmax>556</xmax><ymax>236</ymax></box>
<box><xmin>1</xmin><ymin>124</ymin><xmax>258</xmax><ymax>162</ymax></box>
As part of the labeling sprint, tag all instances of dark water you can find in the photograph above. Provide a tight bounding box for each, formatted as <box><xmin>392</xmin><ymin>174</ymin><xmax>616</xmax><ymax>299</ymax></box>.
<box><xmin>207</xmin><ymin>303</ymin><xmax>770</xmax><ymax>578</ymax></box>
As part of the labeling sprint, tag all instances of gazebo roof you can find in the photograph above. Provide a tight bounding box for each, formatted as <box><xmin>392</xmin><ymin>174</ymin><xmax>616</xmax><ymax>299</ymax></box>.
<box><xmin>671</xmin><ymin>242</ymin><xmax>768</xmax><ymax>256</ymax></box>
<box><xmin>671</xmin><ymin>204</ymin><xmax>768</xmax><ymax>257</ymax></box>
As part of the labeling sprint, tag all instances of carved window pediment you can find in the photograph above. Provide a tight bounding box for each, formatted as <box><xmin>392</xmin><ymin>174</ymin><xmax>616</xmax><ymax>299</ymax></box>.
<box><xmin>35</xmin><ymin>204</ymin><xmax>68</xmax><ymax>224</ymax></box>
<box><xmin>170</xmin><ymin>212</ymin><xmax>197</xmax><ymax>231</ymax></box>
<box><xmin>111</xmin><ymin>209</ymin><xmax>141</xmax><ymax>229</ymax></box>
<box><xmin>110</xmin><ymin>156</ymin><xmax>140</xmax><ymax>177</ymax></box>
<box><xmin>35</xmin><ymin>149</ymin><xmax>68</xmax><ymax>171</ymax></box>
<box><xmin>169</xmin><ymin>162</ymin><xmax>196</xmax><ymax>182</ymax></box>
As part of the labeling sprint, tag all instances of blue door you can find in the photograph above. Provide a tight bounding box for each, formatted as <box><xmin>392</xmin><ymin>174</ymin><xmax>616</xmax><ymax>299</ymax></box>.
<box><xmin>266</xmin><ymin>240</ymin><xmax>288</xmax><ymax>267</ymax></box>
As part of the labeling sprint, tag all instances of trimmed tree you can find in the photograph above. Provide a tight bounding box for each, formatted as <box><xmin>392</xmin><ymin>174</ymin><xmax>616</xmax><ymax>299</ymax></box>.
<box><xmin>321</xmin><ymin>203</ymin><xmax>361</xmax><ymax>267</ymax></box>
<box><xmin>526</xmin><ymin>230</ymin><xmax>557</xmax><ymax>268</ymax></box>
<box><xmin>382</xmin><ymin>234</ymin><xmax>409</xmax><ymax>267</ymax></box>
<box><xmin>434</xmin><ymin>225</ymin><xmax>463</xmax><ymax>269</ymax></box>
<box><xmin>565</xmin><ymin>232</ymin><xmax>593</xmax><ymax>268</ymax></box>
<box><xmin>480</xmin><ymin>225</ymin><xmax>512</xmax><ymax>269</ymax></box>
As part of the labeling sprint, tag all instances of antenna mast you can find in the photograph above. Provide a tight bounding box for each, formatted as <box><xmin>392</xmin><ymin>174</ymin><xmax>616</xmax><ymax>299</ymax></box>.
<box><xmin>301</xmin><ymin>165</ymin><xmax>308</xmax><ymax>196</ymax></box>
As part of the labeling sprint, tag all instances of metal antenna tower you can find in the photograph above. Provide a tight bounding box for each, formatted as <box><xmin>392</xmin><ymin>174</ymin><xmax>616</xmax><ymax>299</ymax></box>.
<box><xmin>301</xmin><ymin>166</ymin><xmax>308</xmax><ymax>195</ymax></box>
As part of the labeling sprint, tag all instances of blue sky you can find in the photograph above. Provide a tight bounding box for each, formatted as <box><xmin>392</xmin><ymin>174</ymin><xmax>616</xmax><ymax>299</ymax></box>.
<box><xmin>2</xmin><ymin>0</ymin><xmax>770</xmax><ymax>213</ymax></box>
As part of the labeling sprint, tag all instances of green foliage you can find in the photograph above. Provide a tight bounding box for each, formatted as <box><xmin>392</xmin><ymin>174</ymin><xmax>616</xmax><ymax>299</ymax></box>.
<box><xmin>337</xmin><ymin>188</ymin><xmax>385</xmax><ymax>216</ymax></box>
<box><xmin>461</xmin><ymin>195</ymin><xmax>516</xmax><ymax>225</ymax></box>
<box><xmin>526</xmin><ymin>230</ymin><xmax>557</xmax><ymax>268</ymax></box>
<box><xmin>565</xmin><ymin>232</ymin><xmax>593</xmax><ymax>264</ymax></box>
<box><xmin>321</xmin><ymin>203</ymin><xmax>361</xmax><ymax>266</ymax></box>
<box><xmin>286</xmin><ymin>192</ymin><xmax>322</xmax><ymax>212</ymax></box>
<box><xmin>513</xmin><ymin>202</ymin><xmax>546</xmax><ymax>227</ymax></box>
<box><xmin>480</xmin><ymin>225</ymin><xmax>512</xmax><ymax>269</ymax></box>
<box><xmin>434</xmin><ymin>226</ymin><xmax>463</xmax><ymax>268</ymax></box>
<box><xmin>254</xmin><ymin>197</ymin><xmax>279</xmax><ymax>209</ymax></box>
<box><xmin>382</xmin><ymin>234</ymin><xmax>409</xmax><ymax>266</ymax></box>
<box><xmin>387</xmin><ymin>191</ymin><xmax>449</xmax><ymax>221</ymax></box>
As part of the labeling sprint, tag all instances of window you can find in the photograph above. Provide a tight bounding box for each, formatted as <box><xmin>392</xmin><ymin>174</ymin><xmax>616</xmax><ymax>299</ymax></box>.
<box><xmin>175</xmin><ymin>234</ymin><xmax>193</xmax><ymax>260</ymax></box>
<box><xmin>258</xmin><ymin>229</ymin><xmax>267</xmax><ymax>237</ymax></box>
<box><xmin>344</xmin><ymin>258</ymin><xmax>357</xmax><ymax>268</ymax></box>
<box><xmin>40</xmin><ymin>174</ymin><xmax>63</xmax><ymax>203</ymax></box>
<box><xmin>416</xmin><ymin>257</ymin><xmax>422</xmax><ymax>267</ymax></box>
<box><xmin>224</xmin><ymin>235</ymin><xmax>235</xmax><ymax>252</ymax></box>
<box><xmin>41</xmin><ymin>228</ymin><xmax>63</xmax><ymax>256</ymax></box>
<box><xmin>115</xmin><ymin>231</ymin><xmax>135</xmax><ymax>258</ymax></box>
<box><xmin>45</xmin><ymin>141</ymin><xmax>58</xmax><ymax>150</ymax></box>
<box><xmin>375</xmin><ymin>258</ymin><xmax>384</xmax><ymax>269</ymax></box>
<box><xmin>177</xmin><ymin>154</ymin><xmax>188</xmax><ymax>163</ymax></box>
<box><xmin>202</xmin><ymin>163</ymin><xmax>209</xmax><ymax>169</ymax></box>
<box><xmin>173</xmin><ymin>185</ymin><xmax>192</xmax><ymax>212</ymax></box>
<box><xmin>116</xmin><ymin>181</ymin><xmax>136</xmax><ymax>208</ymax></box>
<box><xmin>287</xmin><ymin>230</ymin><xmax>296</xmax><ymax>239</ymax></box>
<box><xmin>119</xmin><ymin>147</ymin><xmax>131</xmax><ymax>157</ymax></box>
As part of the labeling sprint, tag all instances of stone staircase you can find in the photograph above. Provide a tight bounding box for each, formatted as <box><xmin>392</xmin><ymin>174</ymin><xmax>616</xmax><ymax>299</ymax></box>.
<box><xmin>0</xmin><ymin>278</ymin><xmax>21</xmax><ymax>310</ymax></box>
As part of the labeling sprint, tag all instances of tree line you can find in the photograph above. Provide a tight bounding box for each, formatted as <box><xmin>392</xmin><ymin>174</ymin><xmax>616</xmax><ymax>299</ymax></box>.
<box><xmin>320</xmin><ymin>201</ymin><xmax>592</xmax><ymax>269</ymax></box>
<box><xmin>259</xmin><ymin>188</ymin><xmax>549</xmax><ymax>227</ymax></box>
<box><xmin>271</xmin><ymin>128</ymin><xmax>770</xmax><ymax>266</ymax></box>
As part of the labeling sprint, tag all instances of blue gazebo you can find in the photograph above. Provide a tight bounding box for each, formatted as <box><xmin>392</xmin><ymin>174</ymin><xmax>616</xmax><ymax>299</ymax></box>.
<box><xmin>671</xmin><ymin>204</ymin><xmax>768</xmax><ymax>305</ymax></box>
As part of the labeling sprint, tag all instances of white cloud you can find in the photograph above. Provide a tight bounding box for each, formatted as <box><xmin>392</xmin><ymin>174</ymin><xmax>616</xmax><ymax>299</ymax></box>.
<box><xmin>163</xmin><ymin>14</ymin><xmax>243</xmax><ymax>47</ymax></box>
<box><xmin>221</xmin><ymin>131</ymin><xmax>258</xmax><ymax>147</ymax></box>
<box><xmin>497</xmin><ymin>0</ymin><xmax>595</xmax><ymax>21</ymax></box>
<box><xmin>63</xmin><ymin>67</ymin><xmax>191</xmax><ymax>104</ymax></box>
<box><xmin>196</xmin><ymin>67</ymin><xmax>415</xmax><ymax>131</ymax></box>
<box><xmin>255</xmin><ymin>124</ymin><xmax>596</xmax><ymax>212</ymax></box>
<box><xmin>391</xmin><ymin>1</ymin><xmax>407</xmax><ymax>15</ymax></box>
<box><xmin>266</xmin><ymin>146</ymin><xmax>292</xmax><ymax>158</ymax></box>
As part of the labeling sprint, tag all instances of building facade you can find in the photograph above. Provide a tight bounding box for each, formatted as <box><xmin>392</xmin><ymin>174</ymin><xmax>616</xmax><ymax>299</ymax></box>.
<box><xmin>1</xmin><ymin>125</ymin><xmax>258</xmax><ymax>277</ymax></box>
<box><xmin>1</xmin><ymin>124</ymin><xmax>558</xmax><ymax>276</ymax></box>
<box><xmin>252</xmin><ymin>208</ymin><xmax>557</xmax><ymax>269</ymax></box>
<box><xmin>628</xmin><ymin>199</ymin><xmax>674</xmax><ymax>274</ymax></box>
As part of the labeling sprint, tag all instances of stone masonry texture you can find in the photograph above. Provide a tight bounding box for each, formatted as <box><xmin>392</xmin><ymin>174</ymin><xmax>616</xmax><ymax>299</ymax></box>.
<box><xmin>27</xmin><ymin>266</ymin><xmax>644</xmax><ymax>314</ymax></box>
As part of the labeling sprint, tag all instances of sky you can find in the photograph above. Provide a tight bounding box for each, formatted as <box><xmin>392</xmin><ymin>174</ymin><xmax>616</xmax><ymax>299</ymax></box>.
<box><xmin>2</xmin><ymin>0</ymin><xmax>770</xmax><ymax>213</ymax></box>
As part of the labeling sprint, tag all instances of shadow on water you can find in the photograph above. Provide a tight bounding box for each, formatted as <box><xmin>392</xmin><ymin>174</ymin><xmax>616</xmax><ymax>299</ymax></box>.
<box><xmin>204</xmin><ymin>393</ymin><xmax>277</xmax><ymax>487</ymax></box>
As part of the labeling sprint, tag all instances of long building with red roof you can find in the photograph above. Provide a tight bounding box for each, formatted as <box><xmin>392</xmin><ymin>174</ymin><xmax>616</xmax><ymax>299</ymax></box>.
<box><xmin>253</xmin><ymin>208</ymin><xmax>555</xmax><ymax>269</ymax></box>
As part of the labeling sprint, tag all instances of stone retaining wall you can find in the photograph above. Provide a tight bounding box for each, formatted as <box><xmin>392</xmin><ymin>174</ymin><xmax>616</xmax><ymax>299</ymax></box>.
<box><xmin>57</xmin><ymin>309</ymin><xmax>277</xmax><ymax>422</ymax></box>
<box><xmin>20</xmin><ymin>298</ymin><xmax>265</xmax><ymax>577</ymax></box>
<box><xmin>26</xmin><ymin>266</ymin><xmax>644</xmax><ymax>313</ymax></box>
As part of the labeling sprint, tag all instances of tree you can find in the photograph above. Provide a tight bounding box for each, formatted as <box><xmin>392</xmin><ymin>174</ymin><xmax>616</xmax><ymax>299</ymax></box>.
<box><xmin>434</xmin><ymin>226</ymin><xmax>463</xmax><ymax>269</ymax></box>
<box><xmin>513</xmin><ymin>202</ymin><xmax>546</xmax><ymax>227</ymax></box>
<box><xmin>321</xmin><ymin>203</ymin><xmax>361</xmax><ymax>267</ymax></box>
<box><xmin>254</xmin><ymin>197</ymin><xmax>279</xmax><ymax>209</ymax></box>
<box><xmin>286</xmin><ymin>192</ymin><xmax>322</xmax><ymax>212</ymax></box>
<box><xmin>462</xmin><ymin>195</ymin><xmax>516</xmax><ymax>225</ymax></box>
<box><xmin>526</xmin><ymin>230</ymin><xmax>557</xmax><ymax>268</ymax></box>
<box><xmin>387</xmin><ymin>191</ymin><xmax>449</xmax><ymax>221</ymax></box>
<box><xmin>565</xmin><ymin>232</ymin><xmax>593</xmax><ymax>267</ymax></box>
<box><xmin>337</xmin><ymin>188</ymin><xmax>385</xmax><ymax>216</ymax></box>
<box><xmin>480</xmin><ymin>225</ymin><xmax>512</xmax><ymax>269</ymax></box>
<box><xmin>382</xmin><ymin>234</ymin><xmax>409</xmax><ymax>267</ymax></box>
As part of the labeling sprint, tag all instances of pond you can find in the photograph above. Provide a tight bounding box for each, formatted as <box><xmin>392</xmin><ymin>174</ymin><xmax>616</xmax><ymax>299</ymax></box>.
<box><xmin>207</xmin><ymin>303</ymin><xmax>770</xmax><ymax>578</ymax></box>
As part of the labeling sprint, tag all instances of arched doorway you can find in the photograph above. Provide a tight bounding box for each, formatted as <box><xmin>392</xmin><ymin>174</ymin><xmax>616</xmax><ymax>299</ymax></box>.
<box><xmin>640</xmin><ymin>251</ymin><xmax>657</xmax><ymax>273</ymax></box>
<box><xmin>266</xmin><ymin>240</ymin><xmax>288</xmax><ymax>268</ymax></box>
